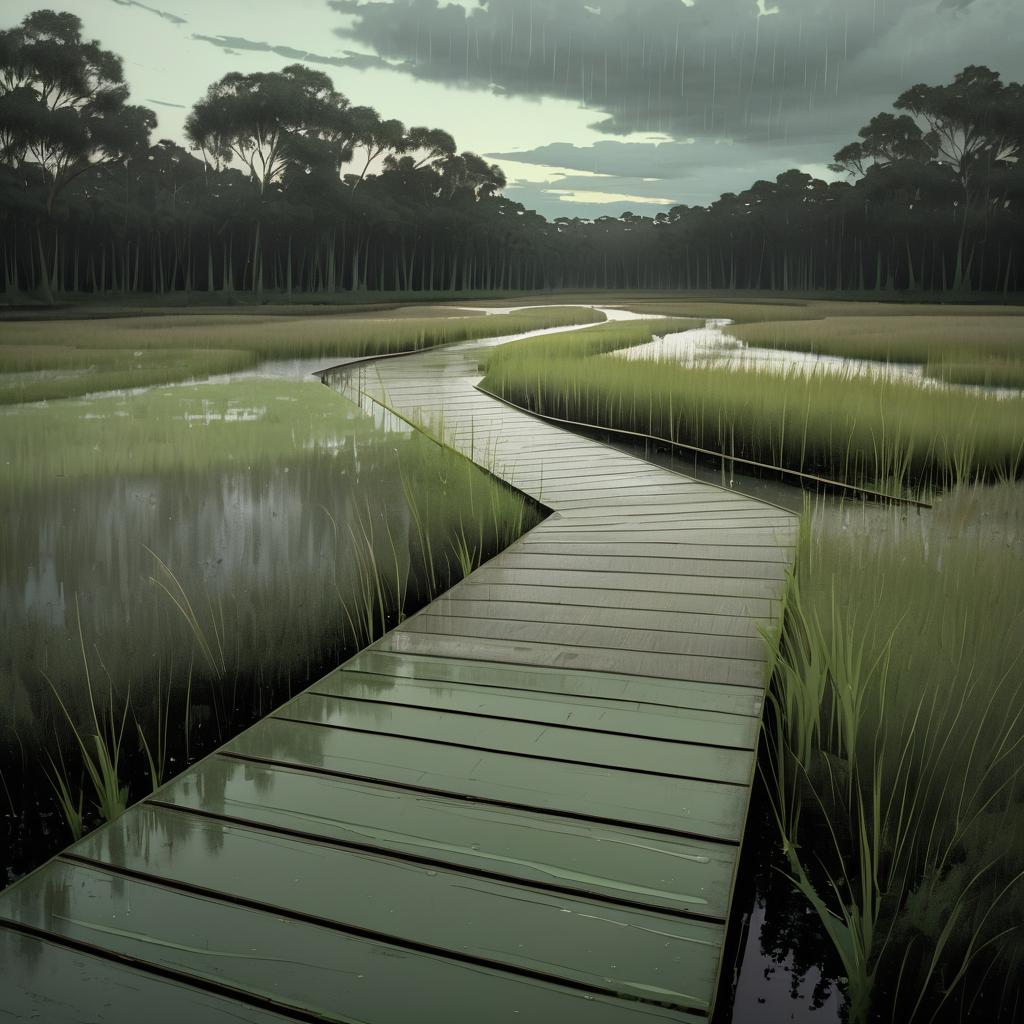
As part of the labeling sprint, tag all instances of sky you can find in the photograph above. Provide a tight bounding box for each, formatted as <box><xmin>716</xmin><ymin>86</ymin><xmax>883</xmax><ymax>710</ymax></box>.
<box><xmin>8</xmin><ymin>0</ymin><xmax>1022</xmax><ymax>219</ymax></box>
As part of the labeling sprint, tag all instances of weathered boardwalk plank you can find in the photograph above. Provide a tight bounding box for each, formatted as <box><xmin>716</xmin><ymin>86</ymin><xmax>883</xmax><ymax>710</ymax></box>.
<box><xmin>0</xmin><ymin>317</ymin><xmax>796</xmax><ymax>1021</ymax></box>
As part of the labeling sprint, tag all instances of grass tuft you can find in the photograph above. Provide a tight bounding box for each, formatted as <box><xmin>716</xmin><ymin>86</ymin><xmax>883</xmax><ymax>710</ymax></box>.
<box><xmin>481</xmin><ymin>320</ymin><xmax>1024</xmax><ymax>493</ymax></box>
<box><xmin>762</xmin><ymin>484</ymin><xmax>1024</xmax><ymax>1020</ymax></box>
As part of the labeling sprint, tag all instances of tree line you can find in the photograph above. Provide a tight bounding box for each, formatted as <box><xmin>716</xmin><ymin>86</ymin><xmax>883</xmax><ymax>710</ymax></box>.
<box><xmin>1</xmin><ymin>10</ymin><xmax>1022</xmax><ymax>302</ymax></box>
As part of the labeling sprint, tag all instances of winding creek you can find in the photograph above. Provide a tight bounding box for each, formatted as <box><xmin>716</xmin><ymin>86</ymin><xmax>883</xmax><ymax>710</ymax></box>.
<box><xmin>613</xmin><ymin>316</ymin><xmax>1024</xmax><ymax>399</ymax></box>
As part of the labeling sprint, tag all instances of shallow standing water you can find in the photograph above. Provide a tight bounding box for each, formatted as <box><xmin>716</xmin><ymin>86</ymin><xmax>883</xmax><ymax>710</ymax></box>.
<box><xmin>0</xmin><ymin>357</ymin><xmax>541</xmax><ymax>886</ymax></box>
<box><xmin>612</xmin><ymin>317</ymin><xmax>1024</xmax><ymax>398</ymax></box>
<box><xmin>1</xmin><ymin>304</ymin><xmax>944</xmax><ymax>1021</ymax></box>
<box><xmin>0</xmin><ymin>310</ymin><xmax>628</xmax><ymax>885</ymax></box>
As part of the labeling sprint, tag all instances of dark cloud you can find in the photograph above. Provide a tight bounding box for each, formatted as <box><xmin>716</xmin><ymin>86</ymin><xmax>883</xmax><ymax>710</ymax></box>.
<box><xmin>110</xmin><ymin>0</ymin><xmax>187</xmax><ymax>26</ymax></box>
<box><xmin>328</xmin><ymin>0</ymin><xmax>1023</xmax><ymax>150</ymax></box>
<box><xmin>189</xmin><ymin>33</ymin><xmax>394</xmax><ymax>71</ymax></box>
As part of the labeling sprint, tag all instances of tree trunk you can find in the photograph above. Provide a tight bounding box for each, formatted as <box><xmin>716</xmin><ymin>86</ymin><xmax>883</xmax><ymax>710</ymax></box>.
<box><xmin>35</xmin><ymin>229</ymin><xmax>55</xmax><ymax>305</ymax></box>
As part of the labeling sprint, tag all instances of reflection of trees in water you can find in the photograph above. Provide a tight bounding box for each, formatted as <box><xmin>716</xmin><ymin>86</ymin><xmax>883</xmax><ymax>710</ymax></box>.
<box><xmin>1</xmin><ymin>453</ymin><xmax>401</xmax><ymax>749</ymax></box>
<box><xmin>757</xmin><ymin>876</ymin><xmax>840</xmax><ymax>1011</ymax></box>
<box><xmin>721</xmin><ymin>777</ymin><xmax>842</xmax><ymax>1021</ymax></box>
<box><xmin>728</xmin><ymin>777</ymin><xmax>1024</xmax><ymax>1021</ymax></box>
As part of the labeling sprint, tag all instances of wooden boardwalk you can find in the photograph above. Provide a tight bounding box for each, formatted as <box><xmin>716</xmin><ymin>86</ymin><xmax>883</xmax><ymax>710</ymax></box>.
<box><xmin>0</xmin><ymin>320</ymin><xmax>797</xmax><ymax>1022</ymax></box>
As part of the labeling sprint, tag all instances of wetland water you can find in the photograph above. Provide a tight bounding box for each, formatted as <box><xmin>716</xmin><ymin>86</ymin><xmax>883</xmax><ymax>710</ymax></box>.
<box><xmin>613</xmin><ymin>317</ymin><xmax>1024</xmax><ymax>398</ymax></box>
<box><xmin>2</xmin><ymin>305</ymin><xmax>935</xmax><ymax>1023</ymax></box>
<box><xmin>0</xmin><ymin>352</ymin><xmax>541</xmax><ymax>887</ymax></box>
<box><xmin>0</xmin><ymin>311</ymin><xmax>624</xmax><ymax>885</ymax></box>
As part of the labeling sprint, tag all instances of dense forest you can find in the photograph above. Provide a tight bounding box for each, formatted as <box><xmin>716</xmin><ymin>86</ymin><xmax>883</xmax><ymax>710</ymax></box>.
<box><xmin>1</xmin><ymin>10</ymin><xmax>1022</xmax><ymax>300</ymax></box>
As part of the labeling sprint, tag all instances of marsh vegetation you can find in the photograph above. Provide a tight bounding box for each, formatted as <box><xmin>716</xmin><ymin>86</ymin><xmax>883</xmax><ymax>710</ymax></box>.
<box><xmin>0</xmin><ymin>306</ymin><xmax>601</xmax><ymax>404</ymax></box>
<box><xmin>0</xmin><ymin>293</ymin><xmax>1020</xmax><ymax>1023</ymax></box>
<box><xmin>477</xmin><ymin>300</ymin><xmax>1024</xmax><ymax>1020</ymax></box>
<box><xmin>763</xmin><ymin>485</ymin><xmax>1024</xmax><ymax>1022</ymax></box>
<box><xmin>481</xmin><ymin>306</ymin><xmax>1024</xmax><ymax>497</ymax></box>
<box><xmin>0</xmin><ymin>312</ymin><xmax>549</xmax><ymax>883</ymax></box>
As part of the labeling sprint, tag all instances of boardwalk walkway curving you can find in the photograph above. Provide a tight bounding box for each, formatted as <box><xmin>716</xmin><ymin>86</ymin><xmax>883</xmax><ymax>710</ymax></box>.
<box><xmin>0</xmin><ymin>315</ymin><xmax>797</xmax><ymax>1022</ymax></box>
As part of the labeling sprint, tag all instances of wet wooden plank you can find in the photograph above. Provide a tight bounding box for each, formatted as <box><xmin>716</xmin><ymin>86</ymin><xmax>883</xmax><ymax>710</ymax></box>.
<box><xmin>396</xmin><ymin>595</ymin><xmax>767</xmax><ymax>638</ymax></box>
<box><xmin>515</xmin><ymin>537</ymin><xmax>793</xmax><ymax>561</ymax></box>
<box><xmin>347</xmin><ymin>650</ymin><xmax>764</xmax><ymax>717</ymax></box>
<box><xmin>0</xmin><ymin>862</ymin><xmax>697</xmax><ymax>1023</ymax></box>
<box><xmin>225</xmin><ymin>717</ymin><xmax>751</xmax><ymax>840</ymax></box>
<box><xmin>438</xmin><ymin>581</ymin><xmax>777</xmax><ymax>619</ymax></box>
<box><xmin>277</xmin><ymin>692</ymin><xmax>753</xmax><ymax>784</ymax></box>
<box><xmin>0</xmin><ymin>926</ymin><xmax>297</xmax><ymax>1024</ymax></box>
<box><xmin>381</xmin><ymin>630</ymin><xmax>766</xmax><ymax>687</ymax></box>
<box><xmin>314</xmin><ymin>670</ymin><xmax>759</xmax><ymax>747</ymax></box>
<box><xmin>544</xmin><ymin>525</ymin><xmax>795</xmax><ymax>543</ymax></box>
<box><xmin>465</xmin><ymin>563</ymin><xmax>784</xmax><ymax>600</ymax></box>
<box><xmin>158</xmin><ymin>756</ymin><xmax>738</xmax><ymax>918</ymax></box>
<box><xmin>555</xmin><ymin>514</ymin><xmax>797</xmax><ymax>530</ymax></box>
<box><xmin>57</xmin><ymin>805</ymin><xmax>724</xmax><ymax>1013</ymax></box>
<box><xmin>552</xmin><ymin>492</ymin><xmax>764</xmax><ymax>510</ymax></box>
<box><xmin>539</xmin><ymin>502</ymin><xmax>788</xmax><ymax>518</ymax></box>
<box><xmin>488</xmin><ymin>550</ymin><xmax>790</xmax><ymax>582</ymax></box>
<box><xmin>396</xmin><ymin>612</ymin><xmax>767</xmax><ymax>663</ymax></box>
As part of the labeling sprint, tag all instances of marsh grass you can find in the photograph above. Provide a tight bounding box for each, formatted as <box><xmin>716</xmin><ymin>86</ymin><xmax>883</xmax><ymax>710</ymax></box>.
<box><xmin>482</xmin><ymin>322</ymin><xmax>1024</xmax><ymax>492</ymax></box>
<box><xmin>615</xmin><ymin>297</ymin><xmax>1024</xmax><ymax>325</ymax></box>
<box><xmin>763</xmin><ymin>485</ymin><xmax>1024</xmax><ymax>1021</ymax></box>
<box><xmin>44</xmin><ymin>599</ymin><xmax>130</xmax><ymax>833</ymax></box>
<box><xmin>731</xmin><ymin>316</ymin><xmax>1024</xmax><ymax>387</ymax></box>
<box><xmin>0</xmin><ymin>378</ymin><xmax>387</xmax><ymax>489</ymax></box>
<box><xmin>0</xmin><ymin>347</ymin><xmax>254</xmax><ymax>404</ymax></box>
<box><xmin>7</xmin><ymin>392</ymin><xmax>543</xmax><ymax>849</ymax></box>
<box><xmin>0</xmin><ymin>307</ymin><xmax>604</xmax><ymax>403</ymax></box>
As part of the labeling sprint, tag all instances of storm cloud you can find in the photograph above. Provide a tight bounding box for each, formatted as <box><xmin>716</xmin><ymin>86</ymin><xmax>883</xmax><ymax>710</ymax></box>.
<box><xmin>329</xmin><ymin>0</ymin><xmax>1023</xmax><ymax>150</ymax></box>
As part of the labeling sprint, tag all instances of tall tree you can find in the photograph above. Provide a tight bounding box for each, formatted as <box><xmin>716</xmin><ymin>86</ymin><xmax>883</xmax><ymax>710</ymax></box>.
<box><xmin>185</xmin><ymin>64</ymin><xmax>338</xmax><ymax>193</ymax></box>
<box><xmin>404</xmin><ymin>126</ymin><xmax>456</xmax><ymax>170</ymax></box>
<box><xmin>185</xmin><ymin>64</ymin><xmax>338</xmax><ymax>294</ymax></box>
<box><xmin>894</xmin><ymin>66</ymin><xmax>1021</xmax><ymax>287</ymax></box>
<box><xmin>0</xmin><ymin>9</ymin><xmax>153</xmax><ymax>300</ymax></box>
<box><xmin>830</xmin><ymin>113</ymin><xmax>936</xmax><ymax>177</ymax></box>
<box><xmin>349</xmin><ymin>113</ymin><xmax>406</xmax><ymax>189</ymax></box>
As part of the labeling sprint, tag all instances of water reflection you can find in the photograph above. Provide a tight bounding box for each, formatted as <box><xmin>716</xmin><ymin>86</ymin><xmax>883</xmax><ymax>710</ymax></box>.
<box><xmin>67</xmin><ymin>804</ymin><xmax>719</xmax><ymax>1012</ymax></box>
<box><xmin>1</xmin><ymin>361</ymin><xmax>540</xmax><ymax>884</ymax></box>
<box><xmin>1</xmin><ymin>421</ymin><xmax>413</xmax><ymax>747</ymax></box>
<box><xmin>614</xmin><ymin>318</ymin><xmax>1023</xmax><ymax>398</ymax></box>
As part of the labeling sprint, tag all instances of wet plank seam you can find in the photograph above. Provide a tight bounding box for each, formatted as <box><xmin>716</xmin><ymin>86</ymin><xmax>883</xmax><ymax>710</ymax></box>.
<box><xmin>47</xmin><ymin>854</ymin><xmax>712</xmax><ymax>1016</ymax></box>
<box><xmin>0</xmin><ymin>918</ymin><xmax>318</xmax><ymax>1024</ymax></box>
<box><xmin>305</xmin><ymin>691</ymin><xmax>757</xmax><ymax>751</ymax></box>
<box><xmin>333</xmin><ymin>666</ymin><xmax>763</xmax><ymax>716</ymax></box>
<box><xmin>215</xmin><ymin>750</ymin><xmax>743</xmax><ymax>844</ymax></box>
<box><xmin>139</xmin><ymin>801</ymin><xmax>726</xmax><ymax>923</ymax></box>
<box><xmin>270</xmin><ymin>715</ymin><xmax>752</xmax><ymax>786</ymax></box>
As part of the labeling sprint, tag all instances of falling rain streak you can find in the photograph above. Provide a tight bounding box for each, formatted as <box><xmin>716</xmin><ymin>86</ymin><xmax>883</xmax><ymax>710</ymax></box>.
<box><xmin>328</xmin><ymin>0</ymin><xmax>929</xmax><ymax>143</ymax></box>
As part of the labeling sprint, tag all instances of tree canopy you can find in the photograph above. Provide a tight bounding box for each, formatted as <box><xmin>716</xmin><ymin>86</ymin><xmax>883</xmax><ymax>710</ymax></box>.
<box><xmin>1</xmin><ymin>9</ymin><xmax>1022</xmax><ymax>301</ymax></box>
